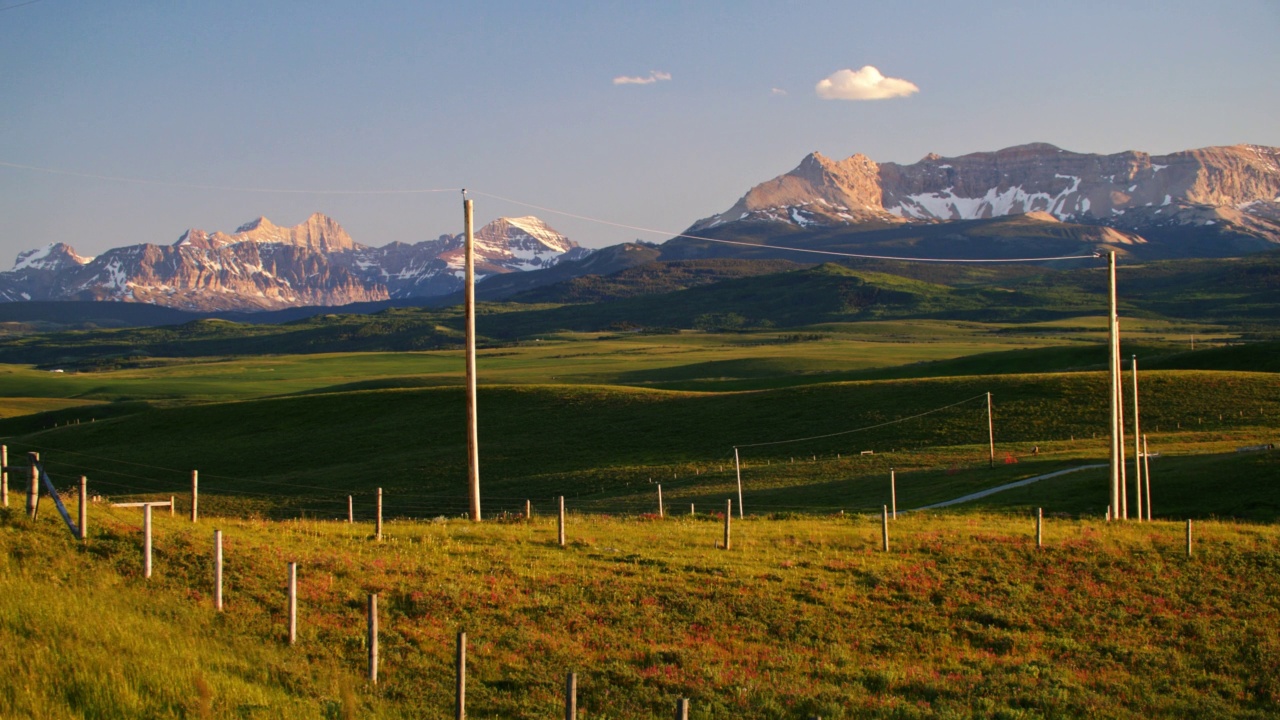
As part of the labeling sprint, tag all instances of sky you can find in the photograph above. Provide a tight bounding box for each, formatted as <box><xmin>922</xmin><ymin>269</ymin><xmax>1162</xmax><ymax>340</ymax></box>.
<box><xmin>1</xmin><ymin>0</ymin><xmax>1278</xmax><ymax>263</ymax></box>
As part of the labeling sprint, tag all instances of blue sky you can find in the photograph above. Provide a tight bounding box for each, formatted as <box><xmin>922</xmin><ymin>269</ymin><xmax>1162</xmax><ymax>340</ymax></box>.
<box><xmin>1</xmin><ymin>0</ymin><xmax>1277</xmax><ymax>261</ymax></box>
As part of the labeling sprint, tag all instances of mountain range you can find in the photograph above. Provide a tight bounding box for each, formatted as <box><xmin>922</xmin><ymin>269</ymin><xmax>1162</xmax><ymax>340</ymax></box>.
<box><xmin>2</xmin><ymin>142</ymin><xmax>1278</xmax><ymax>312</ymax></box>
<box><xmin>0</xmin><ymin>214</ymin><xmax>587</xmax><ymax>311</ymax></box>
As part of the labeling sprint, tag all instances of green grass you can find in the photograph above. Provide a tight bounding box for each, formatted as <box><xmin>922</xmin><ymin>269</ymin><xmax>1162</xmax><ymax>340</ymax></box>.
<box><xmin>3</xmin><ymin>506</ymin><xmax>1279</xmax><ymax>718</ymax></box>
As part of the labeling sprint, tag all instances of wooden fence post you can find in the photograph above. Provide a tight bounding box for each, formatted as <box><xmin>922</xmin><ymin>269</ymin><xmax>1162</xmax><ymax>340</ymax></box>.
<box><xmin>1143</xmin><ymin>435</ymin><xmax>1152</xmax><ymax>521</ymax></box>
<box><xmin>565</xmin><ymin>671</ymin><xmax>577</xmax><ymax>720</ymax></box>
<box><xmin>190</xmin><ymin>470</ymin><xmax>198</xmax><ymax>523</ymax></box>
<box><xmin>525</xmin><ymin>499</ymin><xmax>532</xmax><ymax>519</ymax></box>
<box><xmin>214</xmin><ymin>530</ymin><xmax>223</xmax><ymax>611</ymax></box>
<box><xmin>723</xmin><ymin>499</ymin><xmax>732</xmax><ymax>550</ymax></box>
<box><xmin>558</xmin><ymin>496</ymin><xmax>566</xmax><ymax>547</ymax></box>
<box><xmin>881</xmin><ymin>505</ymin><xmax>889</xmax><ymax>552</ymax></box>
<box><xmin>1036</xmin><ymin>508</ymin><xmax>1043</xmax><ymax>549</ymax></box>
<box><xmin>675</xmin><ymin>697</ymin><xmax>689</xmax><ymax>720</ymax></box>
<box><xmin>78</xmin><ymin>476</ymin><xmax>88</xmax><ymax>541</ymax></box>
<box><xmin>347</xmin><ymin>495</ymin><xmax>353</xmax><ymax>523</ymax></box>
<box><xmin>456</xmin><ymin>631</ymin><xmax>467</xmax><ymax>720</ymax></box>
<box><xmin>1186</xmin><ymin>519</ymin><xmax>1192</xmax><ymax>558</ymax></box>
<box><xmin>287</xmin><ymin>562</ymin><xmax>298</xmax><ymax>645</ymax></box>
<box><xmin>690</xmin><ymin>503</ymin><xmax>694</xmax><ymax>516</ymax></box>
<box><xmin>368</xmin><ymin>593</ymin><xmax>379</xmax><ymax>684</ymax></box>
<box><xmin>1</xmin><ymin>444</ymin><xmax>7</xmax><ymax>507</ymax></box>
<box><xmin>657</xmin><ymin>484</ymin><xmax>664</xmax><ymax>519</ymax></box>
<box><xmin>27</xmin><ymin>452</ymin><xmax>39</xmax><ymax>520</ymax></box>
<box><xmin>375</xmin><ymin>488</ymin><xmax>383</xmax><ymax>541</ymax></box>
<box><xmin>144</xmin><ymin>503</ymin><xmax>153</xmax><ymax>578</ymax></box>
<box><xmin>890</xmin><ymin>468</ymin><xmax>897</xmax><ymax>519</ymax></box>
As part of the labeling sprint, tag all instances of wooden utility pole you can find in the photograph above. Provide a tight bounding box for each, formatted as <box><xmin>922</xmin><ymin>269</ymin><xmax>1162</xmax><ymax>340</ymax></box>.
<box><xmin>1131</xmin><ymin>355</ymin><xmax>1143</xmax><ymax>522</ymax></box>
<box><xmin>1143</xmin><ymin>435</ymin><xmax>1152</xmax><ymax>520</ymax></box>
<box><xmin>987</xmin><ymin>392</ymin><xmax>995</xmax><ymax>468</ymax></box>
<box><xmin>564</xmin><ymin>672</ymin><xmax>577</xmax><ymax>720</ymax></box>
<box><xmin>733</xmin><ymin>447</ymin><xmax>744</xmax><ymax>519</ymax></box>
<box><xmin>143</xmin><ymin>503</ymin><xmax>153</xmax><ymax>578</ymax></box>
<box><xmin>890</xmin><ymin>468</ymin><xmax>897</xmax><ymax>519</ymax></box>
<box><xmin>456</xmin><ymin>631</ymin><xmax>468</xmax><ymax>720</ymax></box>
<box><xmin>464</xmin><ymin>195</ymin><xmax>482</xmax><ymax>522</ymax></box>
<box><xmin>1107</xmin><ymin>252</ymin><xmax>1122</xmax><ymax>520</ymax></box>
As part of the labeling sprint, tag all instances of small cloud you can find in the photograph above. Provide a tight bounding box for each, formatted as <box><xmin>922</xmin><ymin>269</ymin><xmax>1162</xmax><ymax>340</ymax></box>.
<box><xmin>771</xmin><ymin>87</ymin><xmax>788</xmax><ymax>96</ymax></box>
<box><xmin>815</xmin><ymin>65</ymin><xmax>918</xmax><ymax>100</ymax></box>
<box><xmin>613</xmin><ymin>70</ymin><xmax>672</xmax><ymax>86</ymax></box>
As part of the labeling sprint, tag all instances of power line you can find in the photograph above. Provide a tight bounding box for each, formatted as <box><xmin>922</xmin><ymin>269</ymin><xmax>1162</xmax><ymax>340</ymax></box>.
<box><xmin>1</xmin><ymin>159</ymin><xmax>1100</xmax><ymax>264</ymax></box>
<box><xmin>0</xmin><ymin>0</ymin><xmax>43</xmax><ymax>11</ymax></box>
<box><xmin>733</xmin><ymin>393</ymin><xmax>988</xmax><ymax>449</ymax></box>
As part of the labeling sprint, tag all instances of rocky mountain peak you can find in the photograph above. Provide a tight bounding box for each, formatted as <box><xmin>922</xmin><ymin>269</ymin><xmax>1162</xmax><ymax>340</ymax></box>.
<box><xmin>11</xmin><ymin>242</ymin><xmax>92</xmax><ymax>273</ymax></box>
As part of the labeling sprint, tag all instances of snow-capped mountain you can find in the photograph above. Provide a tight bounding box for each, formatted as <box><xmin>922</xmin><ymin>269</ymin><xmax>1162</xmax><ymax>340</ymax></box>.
<box><xmin>691</xmin><ymin>143</ymin><xmax>1280</xmax><ymax>253</ymax></box>
<box><xmin>0</xmin><ymin>213</ymin><xmax>587</xmax><ymax>311</ymax></box>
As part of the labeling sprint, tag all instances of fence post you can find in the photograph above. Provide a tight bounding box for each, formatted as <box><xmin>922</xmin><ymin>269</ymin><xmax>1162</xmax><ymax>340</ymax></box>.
<box><xmin>525</xmin><ymin>499</ymin><xmax>532</xmax><ymax>519</ymax></box>
<box><xmin>1143</xmin><ymin>435</ymin><xmax>1152</xmax><ymax>520</ymax></box>
<box><xmin>890</xmin><ymin>468</ymin><xmax>897</xmax><ymax>519</ymax></box>
<box><xmin>287</xmin><ymin>562</ymin><xmax>298</xmax><ymax>645</ymax></box>
<box><xmin>690</xmin><ymin>503</ymin><xmax>694</xmax><ymax>516</ymax></box>
<box><xmin>723</xmin><ymin>499</ymin><xmax>732</xmax><ymax>550</ymax></box>
<box><xmin>881</xmin><ymin>505</ymin><xmax>889</xmax><ymax>552</ymax></box>
<box><xmin>565</xmin><ymin>671</ymin><xmax>577</xmax><ymax>720</ymax></box>
<box><xmin>1</xmin><ymin>444</ymin><xmax>7</xmax><ymax>507</ymax></box>
<box><xmin>78</xmin><ymin>476</ymin><xmax>88</xmax><ymax>541</ymax></box>
<box><xmin>144</xmin><ymin>503</ymin><xmax>153</xmax><ymax>578</ymax></box>
<box><xmin>214</xmin><ymin>530</ymin><xmax>223</xmax><ymax>611</ymax></box>
<box><xmin>657</xmin><ymin>484</ymin><xmax>664</xmax><ymax>519</ymax></box>
<box><xmin>27</xmin><ymin>452</ymin><xmax>39</xmax><ymax>520</ymax></box>
<box><xmin>456</xmin><ymin>631</ymin><xmax>467</xmax><ymax>720</ymax></box>
<box><xmin>368</xmin><ymin>593</ymin><xmax>379</xmax><ymax>684</ymax></box>
<box><xmin>558</xmin><ymin>496</ymin><xmax>566</xmax><ymax>547</ymax></box>
<box><xmin>1186</xmin><ymin>519</ymin><xmax>1192</xmax><ymax>558</ymax></box>
<box><xmin>190</xmin><ymin>470</ymin><xmax>198</xmax><ymax>523</ymax></box>
<box><xmin>348</xmin><ymin>495</ymin><xmax>353</xmax><ymax>523</ymax></box>
<box><xmin>376</xmin><ymin>488</ymin><xmax>383</xmax><ymax>541</ymax></box>
<box><xmin>675</xmin><ymin>697</ymin><xmax>689</xmax><ymax>720</ymax></box>
<box><xmin>1036</xmin><ymin>508</ymin><xmax>1043</xmax><ymax>549</ymax></box>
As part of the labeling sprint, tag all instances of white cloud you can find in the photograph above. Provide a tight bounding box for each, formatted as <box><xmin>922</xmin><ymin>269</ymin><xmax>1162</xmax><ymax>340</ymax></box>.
<box><xmin>771</xmin><ymin>87</ymin><xmax>788</xmax><ymax>96</ymax></box>
<box><xmin>613</xmin><ymin>70</ymin><xmax>672</xmax><ymax>86</ymax></box>
<box><xmin>815</xmin><ymin>66</ymin><xmax>918</xmax><ymax>100</ymax></box>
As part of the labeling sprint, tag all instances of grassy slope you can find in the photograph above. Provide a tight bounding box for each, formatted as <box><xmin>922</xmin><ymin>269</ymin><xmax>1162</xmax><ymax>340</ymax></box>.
<box><xmin>3</xmin><ymin>507</ymin><xmax>1278</xmax><ymax>719</ymax></box>
<box><xmin>5</xmin><ymin>370</ymin><xmax>1278</xmax><ymax>520</ymax></box>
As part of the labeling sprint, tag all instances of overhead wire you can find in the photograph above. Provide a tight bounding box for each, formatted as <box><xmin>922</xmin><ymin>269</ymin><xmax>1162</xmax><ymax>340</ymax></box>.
<box><xmin>733</xmin><ymin>393</ymin><xmax>989</xmax><ymax>449</ymax></box>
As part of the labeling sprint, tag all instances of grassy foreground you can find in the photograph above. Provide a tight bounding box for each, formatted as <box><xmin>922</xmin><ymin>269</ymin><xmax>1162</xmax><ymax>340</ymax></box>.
<box><xmin>3</xmin><ymin>504</ymin><xmax>1278</xmax><ymax>719</ymax></box>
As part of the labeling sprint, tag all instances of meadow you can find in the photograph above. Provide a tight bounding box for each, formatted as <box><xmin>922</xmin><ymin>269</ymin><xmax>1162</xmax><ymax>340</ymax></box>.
<box><xmin>1</xmin><ymin>311</ymin><xmax>1278</xmax><ymax>718</ymax></box>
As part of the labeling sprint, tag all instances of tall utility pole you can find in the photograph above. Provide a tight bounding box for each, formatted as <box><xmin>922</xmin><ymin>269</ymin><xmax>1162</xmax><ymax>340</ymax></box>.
<box><xmin>986</xmin><ymin>392</ymin><xmax>995</xmax><ymax>468</ymax></box>
<box><xmin>1107</xmin><ymin>251</ymin><xmax>1122</xmax><ymax>519</ymax></box>
<box><xmin>1131</xmin><ymin>355</ymin><xmax>1143</xmax><ymax>522</ymax></box>
<box><xmin>464</xmin><ymin>194</ymin><xmax>481</xmax><ymax>522</ymax></box>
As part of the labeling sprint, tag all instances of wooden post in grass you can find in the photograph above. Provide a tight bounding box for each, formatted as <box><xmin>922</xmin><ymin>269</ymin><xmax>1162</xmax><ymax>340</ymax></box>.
<box><xmin>657</xmin><ymin>484</ymin><xmax>664</xmax><ymax>519</ymax></box>
<box><xmin>1186</xmin><ymin>519</ymin><xmax>1192</xmax><ymax>558</ymax></box>
<box><xmin>558</xmin><ymin>496</ymin><xmax>566</xmax><ymax>547</ymax></box>
<box><xmin>1</xmin><ymin>444</ymin><xmax>7</xmax><ymax>507</ymax></box>
<box><xmin>375</xmin><ymin>488</ymin><xmax>383</xmax><ymax>541</ymax></box>
<box><xmin>675</xmin><ymin>697</ymin><xmax>689</xmax><ymax>720</ymax></box>
<box><xmin>27</xmin><ymin>452</ymin><xmax>39</xmax><ymax>520</ymax></box>
<box><xmin>368</xmin><ymin>594</ymin><xmax>379</xmax><ymax>684</ymax></box>
<box><xmin>143</xmin><ymin>503</ymin><xmax>153</xmax><ymax>578</ymax></box>
<box><xmin>287</xmin><ymin>562</ymin><xmax>298</xmax><ymax>645</ymax></box>
<box><xmin>525</xmin><ymin>499</ymin><xmax>532</xmax><ymax>519</ymax></box>
<box><xmin>463</xmin><ymin>196</ymin><xmax>482</xmax><ymax>523</ymax></box>
<box><xmin>78</xmin><ymin>476</ymin><xmax>88</xmax><ymax>540</ymax></box>
<box><xmin>1143</xmin><ymin>435</ymin><xmax>1152</xmax><ymax>520</ymax></box>
<box><xmin>213</xmin><ymin>530</ymin><xmax>223</xmax><ymax>611</ymax></box>
<box><xmin>733</xmin><ymin>447</ymin><xmax>744</xmax><ymax>519</ymax></box>
<box><xmin>690</xmin><ymin>503</ymin><xmax>695</xmax><ymax>516</ymax></box>
<box><xmin>456</xmin><ymin>631</ymin><xmax>467</xmax><ymax>720</ymax></box>
<box><xmin>565</xmin><ymin>672</ymin><xmax>577</xmax><ymax>720</ymax></box>
<box><xmin>347</xmin><ymin>495</ymin><xmax>353</xmax><ymax>523</ymax></box>
<box><xmin>190</xmin><ymin>470</ymin><xmax>198</xmax><ymax>523</ymax></box>
<box><xmin>890</xmin><ymin>468</ymin><xmax>897</xmax><ymax>520</ymax></box>
<box><xmin>881</xmin><ymin>505</ymin><xmax>890</xmax><ymax>552</ymax></box>
<box><xmin>1132</xmin><ymin>355</ymin><xmax>1144</xmax><ymax>522</ymax></box>
<box><xmin>987</xmin><ymin>392</ymin><xmax>995</xmax><ymax>469</ymax></box>
<box><xmin>1036</xmin><ymin>508</ymin><xmax>1043</xmax><ymax>549</ymax></box>
<box><xmin>723</xmin><ymin>499</ymin><xmax>732</xmax><ymax>550</ymax></box>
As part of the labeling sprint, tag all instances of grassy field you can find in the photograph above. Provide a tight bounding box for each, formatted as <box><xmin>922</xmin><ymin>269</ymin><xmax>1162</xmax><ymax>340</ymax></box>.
<box><xmin>3</xmin><ymin>505</ymin><xmax>1278</xmax><ymax>718</ymax></box>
